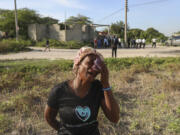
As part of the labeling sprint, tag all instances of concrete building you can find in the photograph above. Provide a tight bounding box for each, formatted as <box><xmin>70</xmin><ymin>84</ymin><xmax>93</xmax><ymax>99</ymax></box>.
<box><xmin>28</xmin><ymin>24</ymin><xmax>95</xmax><ymax>42</ymax></box>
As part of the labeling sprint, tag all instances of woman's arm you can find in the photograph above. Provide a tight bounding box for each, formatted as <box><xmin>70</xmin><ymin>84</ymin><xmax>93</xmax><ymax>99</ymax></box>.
<box><xmin>100</xmin><ymin>63</ymin><xmax>120</xmax><ymax>123</ymax></box>
<box><xmin>44</xmin><ymin>105</ymin><xmax>60</xmax><ymax>131</ymax></box>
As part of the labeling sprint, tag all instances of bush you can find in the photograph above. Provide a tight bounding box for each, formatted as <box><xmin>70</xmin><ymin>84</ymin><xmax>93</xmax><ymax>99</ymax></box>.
<box><xmin>35</xmin><ymin>39</ymin><xmax>92</xmax><ymax>49</ymax></box>
<box><xmin>0</xmin><ymin>39</ymin><xmax>33</xmax><ymax>53</ymax></box>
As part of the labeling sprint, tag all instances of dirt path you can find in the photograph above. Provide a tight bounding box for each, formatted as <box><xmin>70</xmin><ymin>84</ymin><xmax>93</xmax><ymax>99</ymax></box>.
<box><xmin>0</xmin><ymin>45</ymin><xmax>180</xmax><ymax>60</ymax></box>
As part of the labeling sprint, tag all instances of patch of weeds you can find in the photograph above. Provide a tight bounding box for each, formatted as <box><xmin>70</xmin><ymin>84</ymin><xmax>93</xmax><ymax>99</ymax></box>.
<box><xmin>162</xmin><ymin>80</ymin><xmax>180</xmax><ymax>91</ymax></box>
<box><xmin>168</xmin><ymin>119</ymin><xmax>180</xmax><ymax>134</ymax></box>
<box><xmin>176</xmin><ymin>106</ymin><xmax>180</xmax><ymax>115</ymax></box>
<box><xmin>130</xmin><ymin>64</ymin><xmax>150</xmax><ymax>74</ymax></box>
<box><xmin>0</xmin><ymin>90</ymin><xmax>44</xmax><ymax>115</ymax></box>
<box><xmin>0</xmin><ymin>113</ymin><xmax>12</xmax><ymax>134</ymax></box>
<box><xmin>130</xmin><ymin>121</ymin><xmax>141</xmax><ymax>131</ymax></box>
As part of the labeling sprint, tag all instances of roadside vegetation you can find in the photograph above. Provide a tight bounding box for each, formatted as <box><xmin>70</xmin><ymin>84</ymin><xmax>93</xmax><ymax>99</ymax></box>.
<box><xmin>0</xmin><ymin>39</ymin><xmax>33</xmax><ymax>54</ymax></box>
<box><xmin>0</xmin><ymin>38</ymin><xmax>92</xmax><ymax>54</ymax></box>
<box><xmin>0</xmin><ymin>57</ymin><xmax>180</xmax><ymax>135</ymax></box>
<box><xmin>35</xmin><ymin>39</ymin><xmax>92</xmax><ymax>49</ymax></box>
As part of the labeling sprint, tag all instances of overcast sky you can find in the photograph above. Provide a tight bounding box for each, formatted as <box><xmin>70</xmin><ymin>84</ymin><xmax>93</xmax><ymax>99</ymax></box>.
<box><xmin>0</xmin><ymin>0</ymin><xmax>180</xmax><ymax>36</ymax></box>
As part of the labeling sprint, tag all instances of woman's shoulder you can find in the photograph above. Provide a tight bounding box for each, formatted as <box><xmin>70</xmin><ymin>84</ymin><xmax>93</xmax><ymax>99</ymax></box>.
<box><xmin>51</xmin><ymin>80</ymin><xmax>69</xmax><ymax>94</ymax></box>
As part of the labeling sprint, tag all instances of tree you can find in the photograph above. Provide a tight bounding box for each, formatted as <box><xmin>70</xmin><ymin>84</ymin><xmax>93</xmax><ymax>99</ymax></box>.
<box><xmin>145</xmin><ymin>28</ymin><xmax>167</xmax><ymax>42</ymax></box>
<box><xmin>110</xmin><ymin>21</ymin><xmax>127</xmax><ymax>39</ymax></box>
<box><xmin>65</xmin><ymin>14</ymin><xmax>92</xmax><ymax>25</ymax></box>
<box><xmin>128</xmin><ymin>28</ymin><xmax>144</xmax><ymax>39</ymax></box>
<box><xmin>175</xmin><ymin>31</ymin><xmax>180</xmax><ymax>34</ymax></box>
<box><xmin>0</xmin><ymin>8</ymin><xmax>58</xmax><ymax>39</ymax></box>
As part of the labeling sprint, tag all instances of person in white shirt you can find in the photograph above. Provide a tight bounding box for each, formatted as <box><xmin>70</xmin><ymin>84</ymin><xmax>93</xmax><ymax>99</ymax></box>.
<box><xmin>136</xmin><ymin>39</ymin><xmax>139</xmax><ymax>48</ymax></box>
<box><xmin>142</xmin><ymin>39</ymin><xmax>146</xmax><ymax>48</ymax></box>
<box><xmin>118</xmin><ymin>38</ymin><xmax>121</xmax><ymax>48</ymax></box>
<box><xmin>152</xmin><ymin>38</ymin><xmax>156</xmax><ymax>48</ymax></box>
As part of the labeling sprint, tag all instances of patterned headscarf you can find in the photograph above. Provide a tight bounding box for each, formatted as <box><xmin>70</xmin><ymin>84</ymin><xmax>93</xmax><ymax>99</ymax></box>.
<box><xmin>73</xmin><ymin>46</ymin><xmax>104</xmax><ymax>74</ymax></box>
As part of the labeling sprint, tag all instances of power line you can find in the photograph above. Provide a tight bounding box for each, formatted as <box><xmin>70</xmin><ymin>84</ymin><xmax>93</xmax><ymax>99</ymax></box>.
<box><xmin>97</xmin><ymin>0</ymin><xmax>170</xmax><ymax>23</ymax></box>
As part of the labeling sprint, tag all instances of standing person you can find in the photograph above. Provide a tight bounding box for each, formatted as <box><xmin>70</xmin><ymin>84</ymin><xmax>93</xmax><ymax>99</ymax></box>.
<box><xmin>94</xmin><ymin>38</ymin><xmax>97</xmax><ymax>48</ymax></box>
<box><xmin>132</xmin><ymin>39</ymin><xmax>136</xmax><ymax>48</ymax></box>
<box><xmin>44</xmin><ymin>47</ymin><xmax>120</xmax><ymax>135</ymax></box>
<box><xmin>136</xmin><ymin>39</ymin><xmax>139</xmax><ymax>49</ymax></box>
<box><xmin>44</xmin><ymin>39</ymin><xmax>50</xmax><ymax>52</ymax></box>
<box><xmin>108</xmin><ymin>37</ymin><xmax>111</xmax><ymax>48</ymax></box>
<box><xmin>104</xmin><ymin>37</ymin><xmax>108</xmax><ymax>48</ymax></box>
<box><xmin>118</xmin><ymin>37</ymin><xmax>121</xmax><ymax>48</ymax></box>
<box><xmin>152</xmin><ymin>38</ymin><xmax>157</xmax><ymax>48</ymax></box>
<box><xmin>142</xmin><ymin>39</ymin><xmax>146</xmax><ymax>48</ymax></box>
<box><xmin>111</xmin><ymin>36</ymin><xmax>118</xmax><ymax>58</ymax></box>
<box><xmin>139</xmin><ymin>39</ymin><xmax>142</xmax><ymax>48</ymax></box>
<box><xmin>97</xmin><ymin>39</ymin><xmax>101</xmax><ymax>48</ymax></box>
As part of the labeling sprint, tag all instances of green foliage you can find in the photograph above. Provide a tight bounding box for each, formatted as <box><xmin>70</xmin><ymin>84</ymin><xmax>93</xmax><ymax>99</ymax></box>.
<box><xmin>175</xmin><ymin>31</ymin><xmax>180</xmax><ymax>34</ymax></box>
<box><xmin>0</xmin><ymin>8</ymin><xmax>58</xmax><ymax>39</ymax></box>
<box><xmin>145</xmin><ymin>27</ymin><xmax>168</xmax><ymax>42</ymax></box>
<box><xmin>0</xmin><ymin>59</ymin><xmax>73</xmax><ymax>73</ymax></box>
<box><xmin>0</xmin><ymin>39</ymin><xmax>33</xmax><ymax>53</ymax></box>
<box><xmin>65</xmin><ymin>14</ymin><xmax>92</xmax><ymax>25</ymax></box>
<box><xmin>0</xmin><ymin>113</ymin><xmax>12</xmax><ymax>134</ymax></box>
<box><xmin>109</xmin><ymin>21</ymin><xmax>168</xmax><ymax>42</ymax></box>
<box><xmin>168</xmin><ymin>119</ymin><xmax>180</xmax><ymax>133</ymax></box>
<box><xmin>110</xmin><ymin>21</ymin><xmax>127</xmax><ymax>39</ymax></box>
<box><xmin>128</xmin><ymin>28</ymin><xmax>145</xmax><ymax>39</ymax></box>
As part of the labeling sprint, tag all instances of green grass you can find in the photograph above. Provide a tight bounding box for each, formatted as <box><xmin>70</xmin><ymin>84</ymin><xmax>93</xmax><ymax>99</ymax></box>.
<box><xmin>0</xmin><ymin>57</ymin><xmax>180</xmax><ymax>135</ymax></box>
<box><xmin>35</xmin><ymin>39</ymin><xmax>92</xmax><ymax>49</ymax></box>
<box><xmin>0</xmin><ymin>38</ymin><xmax>92</xmax><ymax>54</ymax></box>
<box><xmin>0</xmin><ymin>39</ymin><xmax>34</xmax><ymax>54</ymax></box>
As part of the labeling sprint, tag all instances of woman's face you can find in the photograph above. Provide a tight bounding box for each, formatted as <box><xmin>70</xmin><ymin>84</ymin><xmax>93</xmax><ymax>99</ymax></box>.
<box><xmin>77</xmin><ymin>54</ymin><xmax>99</xmax><ymax>82</ymax></box>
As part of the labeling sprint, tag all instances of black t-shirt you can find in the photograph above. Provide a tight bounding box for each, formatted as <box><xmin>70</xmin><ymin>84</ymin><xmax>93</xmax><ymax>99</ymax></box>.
<box><xmin>47</xmin><ymin>80</ymin><xmax>104</xmax><ymax>135</ymax></box>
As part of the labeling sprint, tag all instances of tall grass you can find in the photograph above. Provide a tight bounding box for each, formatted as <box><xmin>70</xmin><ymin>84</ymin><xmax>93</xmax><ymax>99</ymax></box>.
<box><xmin>0</xmin><ymin>39</ymin><xmax>33</xmax><ymax>53</ymax></box>
<box><xmin>35</xmin><ymin>39</ymin><xmax>92</xmax><ymax>49</ymax></box>
<box><xmin>0</xmin><ymin>57</ymin><xmax>180</xmax><ymax>135</ymax></box>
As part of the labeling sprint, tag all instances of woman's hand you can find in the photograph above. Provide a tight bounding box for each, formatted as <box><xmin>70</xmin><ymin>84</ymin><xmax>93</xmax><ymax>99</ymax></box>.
<box><xmin>99</xmin><ymin>61</ymin><xmax>120</xmax><ymax>124</ymax></box>
<box><xmin>100</xmin><ymin>62</ymin><xmax>110</xmax><ymax>88</ymax></box>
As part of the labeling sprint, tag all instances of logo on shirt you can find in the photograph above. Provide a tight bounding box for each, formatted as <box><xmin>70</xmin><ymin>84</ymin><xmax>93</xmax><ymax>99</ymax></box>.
<box><xmin>75</xmin><ymin>106</ymin><xmax>91</xmax><ymax>122</ymax></box>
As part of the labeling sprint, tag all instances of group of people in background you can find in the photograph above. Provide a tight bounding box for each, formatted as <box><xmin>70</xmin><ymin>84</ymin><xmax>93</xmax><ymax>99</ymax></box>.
<box><xmin>94</xmin><ymin>36</ymin><xmax>157</xmax><ymax>50</ymax></box>
<box><xmin>94</xmin><ymin>36</ymin><xmax>122</xmax><ymax>48</ymax></box>
<box><xmin>94</xmin><ymin>36</ymin><xmax>157</xmax><ymax>58</ymax></box>
<box><xmin>130</xmin><ymin>38</ymin><xmax>146</xmax><ymax>49</ymax></box>
<box><xmin>94</xmin><ymin>36</ymin><xmax>119</xmax><ymax>58</ymax></box>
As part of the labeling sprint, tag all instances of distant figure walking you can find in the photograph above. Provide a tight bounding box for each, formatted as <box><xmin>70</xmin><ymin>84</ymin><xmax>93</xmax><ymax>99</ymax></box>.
<box><xmin>94</xmin><ymin>38</ymin><xmax>97</xmax><ymax>48</ymax></box>
<box><xmin>112</xmin><ymin>36</ymin><xmax>118</xmax><ymax>58</ymax></box>
<box><xmin>152</xmin><ymin>38</ymin><xmax>157</xmax><ymax>48</ymax></box>
<box><xmin>44</xmin><ymin>39</ymin><xmax>50</xmax><ymax>52</ymax></box>
<box><xmin>142</xmin><ymin>39</ymin><xmax>146</xmax><ymax>48</ymax></box>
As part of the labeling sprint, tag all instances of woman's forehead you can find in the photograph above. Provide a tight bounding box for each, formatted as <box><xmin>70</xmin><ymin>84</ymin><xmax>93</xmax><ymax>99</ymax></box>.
<box><xmin>83</xmin><ymin>54</ymin><xmax>96</xmax><ymax>62</ymax></box>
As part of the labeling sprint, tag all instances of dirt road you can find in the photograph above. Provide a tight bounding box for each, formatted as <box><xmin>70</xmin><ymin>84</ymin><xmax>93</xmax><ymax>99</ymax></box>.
<box><xmin>0</xmin><ymin>45</ymin><xmax>180</xmax><ymax>60</ymax></box>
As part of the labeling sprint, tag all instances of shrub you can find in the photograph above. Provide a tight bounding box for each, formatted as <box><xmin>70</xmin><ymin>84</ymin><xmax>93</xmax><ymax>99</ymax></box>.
<box><xmin>0</xmin><ymin>39</ymin><xmax>33</xmax><ymax>53</ymax></box>
<box><xmin>35</xmin><ymin>39</ymin><xmax>92</xmax><ymax>49</ymax></box>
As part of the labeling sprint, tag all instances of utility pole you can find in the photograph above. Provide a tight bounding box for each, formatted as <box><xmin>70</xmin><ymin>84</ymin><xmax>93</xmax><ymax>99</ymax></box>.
<box><xmin>124</xmin><ymin>0</ymin><xmax>128</xmax><ymax>47</ymax></box>
<box><xmin>14</xmin><ymin>0</ymin><xmax>19</xmax><ymax>41</ymax></box>
<box><xmin>65</xmin><ymin>11</ymin><xmax>67</xmax><ymax>31</ymax></box>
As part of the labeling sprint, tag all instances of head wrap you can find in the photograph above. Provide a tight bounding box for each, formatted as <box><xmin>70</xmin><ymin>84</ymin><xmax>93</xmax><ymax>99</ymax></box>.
<box><xmin>73</xmin><ymin>46</ymin><xmax>104</xmax><ymax>74</ymax></box>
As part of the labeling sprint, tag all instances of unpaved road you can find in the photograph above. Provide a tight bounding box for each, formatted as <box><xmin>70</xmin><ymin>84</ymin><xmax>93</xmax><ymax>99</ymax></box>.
<box><xmin>0</xmin><ymin>45</ymin><xmax>180</xmax><ymax>60</ymax></box>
